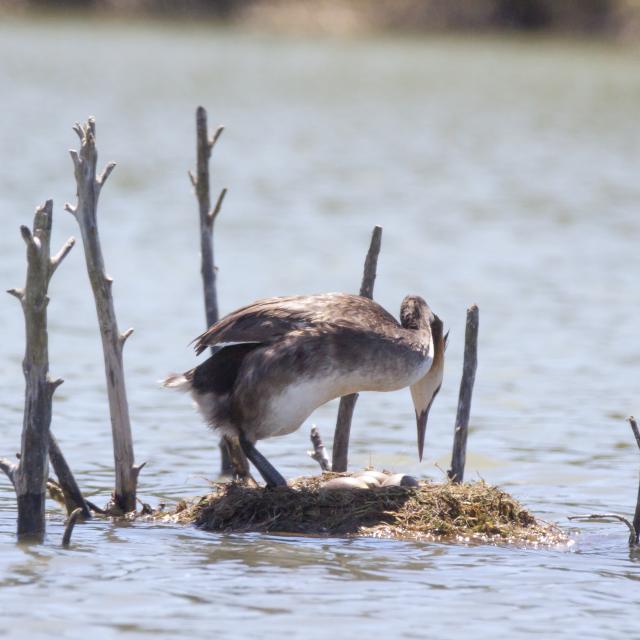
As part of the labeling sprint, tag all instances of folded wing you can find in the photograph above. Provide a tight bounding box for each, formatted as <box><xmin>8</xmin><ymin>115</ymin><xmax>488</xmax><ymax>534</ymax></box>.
<box><xmin>193</xmin><ymin>293</ymin><xmax>401</xmax><ymax>355</ymax></box>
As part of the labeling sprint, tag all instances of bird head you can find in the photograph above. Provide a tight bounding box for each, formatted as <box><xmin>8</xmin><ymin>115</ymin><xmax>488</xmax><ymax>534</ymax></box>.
<box><xmin>400</xmin><ymin>295</ymin><xmax>446</xmax><ymax>461</ymax></box>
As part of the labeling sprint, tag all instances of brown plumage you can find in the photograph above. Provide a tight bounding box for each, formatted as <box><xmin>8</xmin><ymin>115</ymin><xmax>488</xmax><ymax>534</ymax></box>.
<box><xmin>192</xmin><ymin>293</ymin><xmax>403</xmax><ymax>355</ymax></box>
<box><xmin>165</xmin><ymin>292</ymin><xmax>446</xmax><ymax>487</ymax></box>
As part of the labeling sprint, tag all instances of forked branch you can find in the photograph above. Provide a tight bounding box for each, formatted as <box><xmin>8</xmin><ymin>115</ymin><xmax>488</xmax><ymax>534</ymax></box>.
<box><xmin>66</xmin><ymin>118</ymin><xmax>138</xmax><ymax>513</ymax></box>
<box><xmin>190</xmin><ymin>106</ymin><xmax>246</xmax><ymax>478</ymax></box>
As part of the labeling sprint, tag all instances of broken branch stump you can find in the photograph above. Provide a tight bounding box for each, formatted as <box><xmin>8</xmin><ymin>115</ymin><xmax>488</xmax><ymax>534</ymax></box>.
<box><xmin>332</xmin><ymin>225</ymin><xmax>382</xmax><ymax>472</ymax></box>
<box><xmin>448</xmin><ymin>304</ymin><xmax>479</xmax><ymax>484</ymax></box>
<box><xmin>65</xmin><ymin>118</ymin><xmax>139</xmax><ymax>513</ymax></box>
<box><xmin>308</xmin><ymin>426</ymin><xmax>331</xmax><ymax>472</ymax></box>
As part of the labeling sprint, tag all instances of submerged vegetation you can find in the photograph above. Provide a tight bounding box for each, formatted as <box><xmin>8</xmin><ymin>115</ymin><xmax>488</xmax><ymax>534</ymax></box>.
<box><xmin>164</xmin><ymin>475</ymin><xmax>567</xmax><ymax>546</ymax></box>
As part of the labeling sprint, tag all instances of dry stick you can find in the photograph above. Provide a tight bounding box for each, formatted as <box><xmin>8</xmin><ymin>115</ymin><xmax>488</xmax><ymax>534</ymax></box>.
<box><xmin>62</xmin><ymin>507</ymin><xmax>83</xmax><ymax>548</ymax></box>
<box><xmin>447</xmin><ymin>305</ymin><xmax>479</xmax><ymax>484</ymax></box>
<box><xmin>65</xmin><ymin>118</ymin><xmax>140</xmax><ymax>514</ymax></box>
<box><xmin>628</xmin><ymin>416</ymin><xmax>640</xmax><ymax>544</ymax></box>
<box><xmin>629</xmin><ymin>416</ymin><xmax>640</xmax><ymax>449</ymax></box>
<box><xmin>332</xmin><ymin>225</ymin><xmax>382</xmax><ymax>473</ymax></box>
<box><xmin>190</xmin><ymin>106</ymin><xmax>224</xmax><ymax>327</ymax></box>
<box><xmin>6</xmin><ymin>201</ymin><xmax>74</xmax><ymax>540</ymax></box>
<box><xmin>308</xmin><ymin>427</ymin><xmax>331</xmax><ymax>472</ymax></box>
<box><xmin>189</xmin><ymin>106</ymin><xmax>246</xmax><ymax>478</ymax></box>
<box><xmin>568</xmin><ymin>514</ymin><xmax>636</xmax><ymax>546</ymax></box>
<box><xmin>567</xmin><ymin>417</ymin><xmax>640</xmax><ymax>547</ymax></box>
<box><xmin>0</xmin><ymin>459</ymin><xmax>18</xmax><ymax>488</ymax></box>
<box><xmin>48</xmin><ymin>432</ymin><xmax>92</xmax><ymax>519</ymax></box>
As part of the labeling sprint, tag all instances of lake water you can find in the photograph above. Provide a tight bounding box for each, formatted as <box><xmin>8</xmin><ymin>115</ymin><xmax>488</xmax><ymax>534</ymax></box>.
<box><xmin>1</xmin><ymin>15</ymin><xmax>639</xmax><ymax>639</ymax></box>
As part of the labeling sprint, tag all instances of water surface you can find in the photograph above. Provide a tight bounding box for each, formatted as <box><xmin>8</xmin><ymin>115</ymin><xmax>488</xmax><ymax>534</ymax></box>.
<box><xmin>1</xmin><ymin>17</ymin><xmax>639</xmax><ymax>639</ymax></box>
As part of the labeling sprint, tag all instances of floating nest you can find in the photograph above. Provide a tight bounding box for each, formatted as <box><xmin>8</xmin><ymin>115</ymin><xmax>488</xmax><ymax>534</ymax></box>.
<box><xmin>163</xmin><ymin>473</ymin><xmax>567</xmax><ymax>546</ymax></box>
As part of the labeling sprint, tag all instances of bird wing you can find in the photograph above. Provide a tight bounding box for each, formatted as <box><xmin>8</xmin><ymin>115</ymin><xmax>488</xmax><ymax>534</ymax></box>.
<box><xmin>193</xmin><ymin>293</ymin><xmax>401</xmax><ymax>355</ymax></box>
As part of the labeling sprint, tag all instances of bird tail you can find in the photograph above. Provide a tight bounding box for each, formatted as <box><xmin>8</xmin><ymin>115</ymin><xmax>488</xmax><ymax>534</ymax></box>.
<box><xmin>161</xmin><ymin>370</ymin><xmax>193</xmax><ymax>391</ymax></box>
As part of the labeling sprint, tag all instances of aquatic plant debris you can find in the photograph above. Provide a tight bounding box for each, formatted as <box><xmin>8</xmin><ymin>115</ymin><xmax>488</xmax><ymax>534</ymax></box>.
<box><xmin>163</xmin><ymin>475</ymin><xmax>567</xmax><ymax>546</ymax></box>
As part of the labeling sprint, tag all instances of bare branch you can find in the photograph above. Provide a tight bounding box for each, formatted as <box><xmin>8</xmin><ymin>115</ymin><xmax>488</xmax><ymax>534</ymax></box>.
<box><xmin>85</xmin><ymin>499</ymin><xmax>106</xmax><ymax>515</ymax></box>
<box><xmin>9</xmin><ymin>199</ymin><xmax>64</xmax><ymax>540</ymax></box>
<box><xmin>132</xmin><ymin>461</ymin><xmax>146</xmax><ymax>482</ymax></box>
<box><xmin>48</xmin><ymin>432</ymin><xmax>92</xmax><ymax>518</ymax></box>
<box><xmin>359</xmin><ymin>225</ymin><xmax>382</xmax><ymax>299</ymax></box>
<box><xmin>68</xmin><ymin>117</ymin><xmax>138</xmax><ymax>513</ymax></box>
<box><xmin>48</xmin><ymin>378</ymin><xmax>64</xmax><ymax>393</ymax></box>
<box><xmin>119</xmin><ymin>327</ymin><xmax>134</xmax><ymax>347</ymax></box>
<box><xmin>192</xmin><ymin>107</ymin><xmax>245</xmax><ymax>477</ymax></box>
<box><xmin>0</xmin><ymin>459</ymin><xmax>17</xmax><ymax>488</ymax></box>
<box><xmin>627</xmin><ymin>416</ymin><xmax>640</xmax><ymax>545</ymax></box>
<box><xmin>98</xmin><ymin>162</ymin><xmax>116</xmax><ymax>188</ymax></box>
<box><xmin>308</xmin><ymin>426</ymin><xmax>331</xmax><ymax>471</ymax></box>
<box><xmin>628</xmin><ymin>416</ymin><xmax>640</xmax><ymax>450</ymax></box>
<box><xmin>568</xmin><ymin>513</ymin><xmax>637</xmax><ymax>545</ymax></box>
<box><xmin>68</xmin><ymin>149</ymin><xmax>80</xmax><ymax>173</ymax></box>
<box><xmin>49</xmin><ymin>237</ymin><xmax>76</xmax><ymax>276</ymax></box>
<box><xmin>62</xmin><ymin>508</ymin><xmax>83</xmax><ymax>548</ymax></box>
<box><xmin>568</xmin><ymin>513</ymin><xmax>634</xmax><ymax>527</ymax></box>
<box><xmin>448</xmin><ymin>304</ymin><xmax>479</xmax><ymax>484</ymax></box>
<box><xmin>64</xmin><ymin>202</ymin><xmax>78</xmax><ymax>217</ymax></box>
<box><xmin>195</xmin><ymin>106</ymin><xmax>219</xmax><ymax>327</ymax></box>
<box><xmin>332</xmin><ymin>394</ymin><xmax>359</xmax><ymax>473</ymax></box>
<box><xmin>209</xmin><ymin>125</ymin><xmax>224</xmax><ymax>150</ymax></box>
<box><xmin>20</xmin><ymin>225</ymin><xmax>35</xmax><ymax>248</ymax></box>
<box><xmin>333</xmin><ymin>225</ymin><xmax>382</xmax><ymax>472</ymax></box>
<box><xmin>7</xmin><ymin>288</ymin><xmax>24</xmax><ymax>302</ymax></box>
<box><xmin>208</xmin><ymin>188</ymin><xmax>227</xmax><ymax>225</ymax></box>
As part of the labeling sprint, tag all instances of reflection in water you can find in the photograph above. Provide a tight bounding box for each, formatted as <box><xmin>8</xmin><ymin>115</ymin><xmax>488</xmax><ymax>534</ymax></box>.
<box><xmin>0</xmin><ymin>15</ymin><xmax>639</xmax><ymax>640</ymax></box>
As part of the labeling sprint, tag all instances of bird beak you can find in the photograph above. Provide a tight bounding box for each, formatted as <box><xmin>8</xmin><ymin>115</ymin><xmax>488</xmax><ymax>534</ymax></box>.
<box><xmin>411</xmin><ymin>316</ymin><xmax>445</xmax><ymax>461</ymax></box>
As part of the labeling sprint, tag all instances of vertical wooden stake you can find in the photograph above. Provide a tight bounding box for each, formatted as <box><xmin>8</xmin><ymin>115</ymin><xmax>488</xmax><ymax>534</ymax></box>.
<box><xmin>192</xmin><ymin>105</ymin><xmax>224</xmax><ymax>328</ymax></box>
<box><xmin>65</xmin><ymin>118</ymin><xmax>139</xmax><ymax>514</ymax></box>
<box><xmin>189</xmin><ymin>106</ymin><xmax>246</xmax><ymax>477</ymax></box>
<box><xmin>628</xmin><ymin>416</ymin><xmax>640</xmax><ymax>544</ymax></box>
<box><xmin>6</xmin><ymin>201</ymin><xmax>75</xmax><ymax>540</ymax></box>
<box><xmin>331</xmin><ymin>225</ymin><xmax>382</xmax><ymax>472</ymax></box>
<box><xmin>448</xmin><ymin>305</ymin><xmax>479</xmax><ymax>484</ymax></box>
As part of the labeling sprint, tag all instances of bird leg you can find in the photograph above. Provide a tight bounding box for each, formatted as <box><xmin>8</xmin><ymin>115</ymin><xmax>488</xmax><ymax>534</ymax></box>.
<box><xmin>221</xmin><ymin>435</ymin><xmax>252</xmax><ymax>482</ymax></box>
<box><xmin>238</xmin><ymin>433</ymin><xmax>287</xmax><ymax>488</ymax></box>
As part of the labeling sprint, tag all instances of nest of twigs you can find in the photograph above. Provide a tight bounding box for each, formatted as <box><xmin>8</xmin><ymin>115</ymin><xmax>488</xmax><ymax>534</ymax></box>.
<box><xmin>164</xmin><ymin>474</ymin><xmax>566</xmax><ymax>546</ymax></box>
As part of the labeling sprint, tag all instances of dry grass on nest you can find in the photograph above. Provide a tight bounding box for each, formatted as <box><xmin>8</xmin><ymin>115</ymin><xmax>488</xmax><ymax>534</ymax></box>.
<box><xmin>162</xmin><ymin>475</ymin><xmax>566</xmax><ymax>546</ymax></box>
